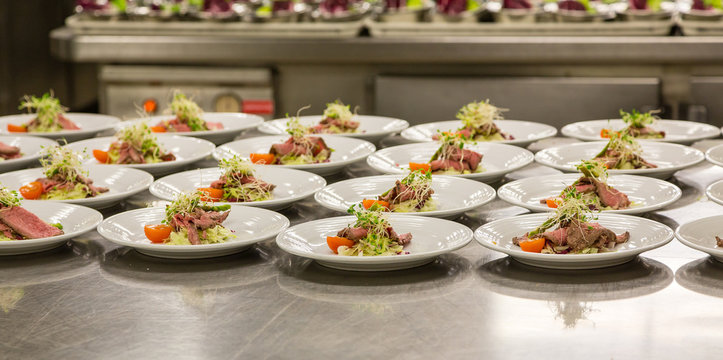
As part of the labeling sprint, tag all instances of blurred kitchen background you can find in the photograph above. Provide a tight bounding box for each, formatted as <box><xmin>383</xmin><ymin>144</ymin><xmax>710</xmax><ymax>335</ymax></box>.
<box><xmin>3</xmin><ymin>0</ymin><xmax>723</xmax><ymax>126</ymax></box>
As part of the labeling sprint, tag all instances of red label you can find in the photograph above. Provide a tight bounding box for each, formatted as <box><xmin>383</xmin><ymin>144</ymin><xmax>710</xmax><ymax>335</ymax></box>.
<box><xmin>242</xmin><ymin>100</ymin><xmax>274</xmax><ymax>115</ymax></box>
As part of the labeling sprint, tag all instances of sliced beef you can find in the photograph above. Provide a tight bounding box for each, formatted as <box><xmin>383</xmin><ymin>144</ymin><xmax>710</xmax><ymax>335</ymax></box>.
<box><xmin>431</xmin><ymin>159</ymin><xmax>465</xmax><ymax>172</ymax></box>
<box><xmin>396</xmin><ymin>232</ymin><xmax>413</xmax><ymax>245</ymax></box>
<box><xmin>337</xmin><ymin>227</ymin><xmax>368</xmax><ymax>241</ymax></box>
<box><xmin>0</xmin><ymin>221</ymin><xmax>20</xmax><ymax>239</ymax></box>
<box><xmin>56</xmin><ymin>114</ymin><xmax>80</xmax><ymax>130</ymax></box>
<box><xmin>628</xmin><ymin>126</ymin><xmax>665</xmax><ymax>138</ymax></box>
<box><xmin>169</xmin><ymin>208</ymin><xmax>231</xmax><ymax>245</ymax></box>
<box><xmin>541</xmin><ymin>227</ymin><xmax>568</xmax><ymax>246</ymax></box>
<box><xmin>565</xmin><ymin>220</ymin><xmax>620</xmax><ymax>252</ymax></box>
<box><xmin>378</xmin><ymin>180</ymin><xmax>433</xmax><ymax>207</ymax></box>
<box><xmin>0</xmin><ymin>142</ymin><xmax>20</xmax><ymax>159</ymax></box>
<box><xmin>0</xmin><ymin>206</ymin><xmax>63</xmax><ymax>239</ymax></box>
<box><xmin>386</xmin><ymin>226</ymin><xmax>412</xmax><ymax>245</ymax></box>
<box><xmin>431</xmin><ymin>145</ymin><xmax>483</xmax><ymax>173</ymax></box>
<box><xmin>592</xmin><ymin>179</ymin><xmax>630</xmax><ymax>209</ymax></box>
<box><xmin>170</xmin><ymin>122</ymin><xmax>192</xmax><ymax>132</ymax></box>
<box><xmin>270</xmin><ymin>136</ymin><xmax>330</xmax><ymax>161</ymax></box>
<box><xmin>206</xmin><ymin>122</ymin><xmax>223</xmax><ymax>130</ymax></box>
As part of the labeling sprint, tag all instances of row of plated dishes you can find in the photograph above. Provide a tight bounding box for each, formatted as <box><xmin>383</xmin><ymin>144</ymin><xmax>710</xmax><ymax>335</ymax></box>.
<box><xmin>0</xmin><ymin>94</ymin><xmax>722</xmax><ymax>271</ymax></box>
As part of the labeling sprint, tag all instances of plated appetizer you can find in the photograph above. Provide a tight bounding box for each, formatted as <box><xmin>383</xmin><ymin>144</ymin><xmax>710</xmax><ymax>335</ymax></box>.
<box><xmin>364</xmin><ymin>170</ymin><xmax>436</xmax><ymax>212</ymax></box>
<box><xmin>513</xmin><ymin>192</ymin><xmax>630</xmax><ymax>254</ymax></box>
<box><xmin>0</xmin><ymin>142</ymin><xmax>21</xmax><ymax>161</ymax></box>
<box><xmin>152</xmin><ymin>92</ymin><xmax>222</xmax><ymax>132</ymax></box>
<box><xmin>311</xmin><ymin>101</ymin><xmax>360</xmax><ymax>134</ymax></box>
<box><xmin>144</xmin><ymin>192</ymin><xmax>235</xmax><ymax>246</ymax></box>
<box><xmin>251</xmin><ymin>116</ymin><xmax>333</xmax><ymax>165</ymax></box>
<box><xmin>0</xmin><ymin>186</ymin><xmax>63</xmax><ymax>240</ymax></box>
<box><xmin>199</xmin><ymin>156</ymin><xmax>276</xmax><ymax>203</ymax></box>
<box><xmin>8</xmin><ymin>93</ymin><xmax>79</xmax><ymax>133</ymax></box>
<box><xmin>601</xmin><ymin>109</ymin><xmax>664</xmax><ymax>140</ymax></box>
<box><xmin>418</xmin><ymin>133</ymin><xmax>483</xmax><ymax>174</ymax></box>
<box><xmin>541</xmin><ymin>160</ymin><xmax>631</xmax><ymax>210</ymax></box>
<box><xmin>327</xmin><ymin>203</ymin><xmax>413</xmax><ymax>256</ymax></box>
<box><xmin>93</xmin><ymin>122</ymin><xmax>176</xmax><ymax>164</ymax></box>
<box><xmin>19</xmin><ymin>146</ymin><xmax>107</xmax><ymax>200</ymax></box>
<box><xmin>432</xmin><ymin>100</ymin><xmax>513</xmax><ymax>141</ymax></box>
<box><xmin>592</xmin><ymin>132</ymin><xmax>657</xmax><ymax>169</ymax></box>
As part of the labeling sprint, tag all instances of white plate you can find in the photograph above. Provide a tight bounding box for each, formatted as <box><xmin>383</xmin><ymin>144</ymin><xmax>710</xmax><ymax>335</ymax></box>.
<box><xmin>213</xmin><ymin>135</ymin><xmax>376</xmax><ymax>176</ymax></box>
<box><xmin>400</xmin><ymin>120</ymin><xmax>558</xmax><ymax>147</ymax></box>
<box><xmin>0</xmin><ymin>135</ymin><xmax>57</xmax><ymax>172</ymax></box>
<box><xmin>706</xmin><ymin>144</ymin><xmax>723</xmax><ymax>167</ymax></box>
<box><xmin>561</xmin><ymin>119</ymin><xmax>721</xmax><ymax>145</ymax></box>
<box><xmin>706</xmin><ymin>179</ymin><xmax>723</xmax><ymax>206</ymax></box>
<box><xmin>150</xmin><ymin>166</ymin><xmax>327</xmax><ymax>211</ymax></box>
<box><xmin>314</xmin><ymin>175</ymin><xmax>496</xmax><ymax>218</ymax></box>
<box><xmin>497</xmin><ymin>174</ymin><xmax>682</xmax><ymax>215</ymax></box>
<box><xmin>535</xmin><ymin>141</ymin><xmax>704</xmax><ymax>179</ymax></box>
<box><xmin>258</xmin><ymin>115</ymin><xmax>410</xmax><ymax>144</ymax></box>
<box><xmin>65</xmin><ymin>135</ymin><xmax>216</xmax><ymax>177</ymax></box>
<box><xmin>0</xmin><ymin>165</ymin><xmax>153</xmax><ymax>209</ymax></box>
<box><xmin>97</xmin><ymin>206</ymin><xmax>290</xmax><ymax>259</ymax></box>
<box><xmin>275</xmin><ymin>215</ymin><xmax>473</xmax><ymax>271</ymax></box>
<box><xmin>474</xmin><ymin>213</ymin><xmax>674</xmax><ymax>269</ymax></box>
<box><xmin>0</xmin><ymin>202</ymin><xmax>103</xmax><ymax>256</ymax></box>
<box><xmin>0</xmin><ymin>113</ymin><xmax>120</xmax><ymax>142</ymax></box>
<box><xmin>121</xmin><ymin>112</ymin><xmax>264</xmax><ymax>145</ymax></box>
<box><xmin>675</xmin><ymin>215</ymin><xmax>723</xmax><ymax>263</ymax></box>
<box><xmin>366</xmin><ymin>142</ymin><xmax>534</xmax><ymax>183</ymax></box>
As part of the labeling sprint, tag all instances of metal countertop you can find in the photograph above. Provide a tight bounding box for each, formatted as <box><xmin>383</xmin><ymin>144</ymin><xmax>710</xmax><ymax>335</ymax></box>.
<box><xmin>50</xmin><ymin>26</ymin><xmax>723</xmax><ymax>64</ymax></box>
<box><xmin>1</xmin><ymin>135</ymin><xmax>723</xmax><ymax>359</ymax></box>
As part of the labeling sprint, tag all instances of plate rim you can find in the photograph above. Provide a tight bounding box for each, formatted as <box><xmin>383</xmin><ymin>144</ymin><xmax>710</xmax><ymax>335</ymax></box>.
<box><xmin>399</xmin><ymin>119</ymin><xmax>558</xmax><ymax>144</ymax></box>
<box><xmin>313</xmin><ymin>174</ymin><xmax>496</xmax><ymax>216</ymax></box>
<box><xmin>474</xmin><ymin>212</ymin><xmax>674</xmax><ymax>262</ymax></box>
<box><xmin>705</xmin><ymin>179</ymin><xmax>723</xmax><ymax>206</ymax></box>
<box><xmin>149</xmin><ymin>166</ymin><xmax>328</xmax><ymax>207</ymax></box>
<box><xmin>705</xmin><ymin>143</ymin><xmax>723</xmax><ymax>167</ymax></box>
<box><xmin>534</xmin><ymin>141</ymin><xmax>705</xmax><ymax>175</ymax></box>
<box><xmin>675</xmin><ymin>214</ymin><xmax>723</xmax><ymax>257</ymax></box>
<box><xmin>497</xmin><ymin>173</ymin><xmax>682</xmax><ymax>214</ymax></box>
<box><xmin>212</xmin><ymin>135</ymin><xmax>377</xmax><ymax>170</ymax></box>
<box><xmin>64</xmin><ymin>135</ymin><xmax>216</xmax><ymax>170</ymax></box>
<box><xmin>121</xmin><ymin>112</ymin><xmax>265</xmax><ymax>136</ymax></box>
<box><xmin>257</xmin><ymin>115</ymin><xmax>411</xmax><ymax>137</ymax></box>
<box><xmin>97</xmin><ymin>206</ymin><xmax>291</xmax><ymax>252</ymax></box>
<box><xmin>275</xmin><ymin>214</ymin><xmax>474</xmax><ymax>264</ymax></box>
<box><xmin>0</xmin><ymin>165</ymin><xmax>155</xmax><ymax>205</ymax></box>
<box><xmin>0</xmin><ymin>202</ymin><xmax>103</xmax><ymax>249</ymax></box>
<box><xmin>0</xmin><ymin>112</ymin><xmax>121</xmax><ymax>135</ymax></box>
<box><xmin>366</xmin><ymin>141</ymin><xmax>535</xmax><ymax>179</ymax></box>
<box><xmin>561</xmin><ymin>118</ymin><xmax>722</xmax><ymax>143</ymax></box>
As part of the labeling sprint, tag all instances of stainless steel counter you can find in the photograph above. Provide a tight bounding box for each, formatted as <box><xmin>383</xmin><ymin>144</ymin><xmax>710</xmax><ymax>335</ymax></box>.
<box><xmin>1</xmin><ymin>134</ymin><xmax>722</xmax><ymax>359</ymax></box>
<box><xmin>50</xmin><ymin>26</ymin><xmax>723</xmax><ymax>64</ymax></box>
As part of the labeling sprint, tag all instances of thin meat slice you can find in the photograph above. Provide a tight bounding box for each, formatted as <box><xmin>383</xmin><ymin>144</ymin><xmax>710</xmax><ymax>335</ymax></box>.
<box><xmin>56</xmin><ymin>114</ymin><xmax>80</xmax><ymax>130</ymax></box>
<box><xmin>337</xmin><ymin>227</ymin><xmax>368</xmax><ymax>241</ymax></box>
<box><xmin>0</xmin><ymin>206</ymin><xmax>63</xmax><ymax>239</ymax></box>
<box><xmin>0</xmin><ymin>142</ymin><xmax>20</xmax><ymax>159</ymax></box>
<box><xmin>592</xmin><ymin>179</ymin><xmax>630</xmax><ymax>209</ymax></box>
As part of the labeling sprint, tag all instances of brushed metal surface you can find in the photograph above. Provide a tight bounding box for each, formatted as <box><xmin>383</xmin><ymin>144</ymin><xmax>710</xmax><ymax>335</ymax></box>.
<box><xmin>49</xmin><ymin>27</ymin><xmax>723</xmax><ymax>64</ymax></box>
<box><xmin>1</xmin><ymin>132</ymin><xmax>722</xmax><ymax>358</ymax></box>
<box><xmin>375</xmin><ymin>76</ymin><xmax>659</xmax><ymax>126</ymax></box>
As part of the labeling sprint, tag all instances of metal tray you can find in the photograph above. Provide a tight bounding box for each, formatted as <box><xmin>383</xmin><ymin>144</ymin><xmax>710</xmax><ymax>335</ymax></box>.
<box><xmin>65</xmin><ymin>15</ymin><xmax>363</xmax><ymax>39</ymax></box>
<box><xmin>366</xmin><ymin>19</ymin><xmax>674</xmax><ymax>37</ymax></box>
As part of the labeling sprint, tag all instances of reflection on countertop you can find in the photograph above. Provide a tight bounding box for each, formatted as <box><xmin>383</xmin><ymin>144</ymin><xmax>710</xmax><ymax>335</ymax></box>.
<box><xmin>675</xmin><ymin>257</ymin><xmax>723</xmax><ymax>299</ymax></box>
